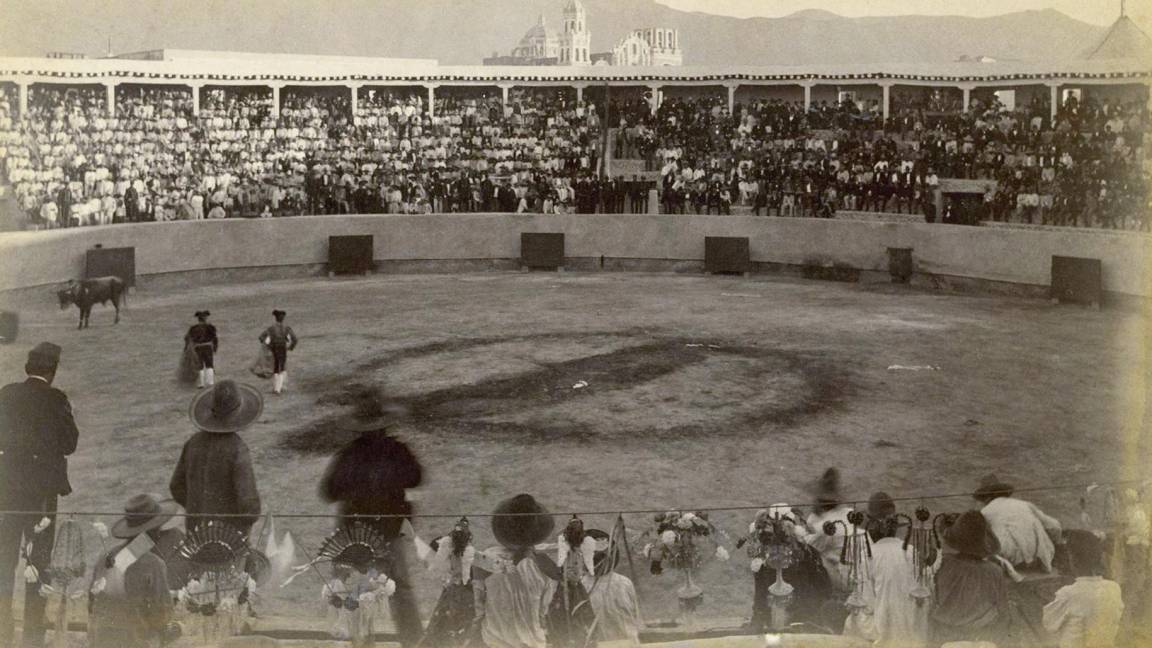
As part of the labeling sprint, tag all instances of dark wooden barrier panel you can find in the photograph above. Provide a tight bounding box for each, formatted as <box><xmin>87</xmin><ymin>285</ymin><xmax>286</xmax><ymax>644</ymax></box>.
<box><xmin>704</xmin><ymin>236</ymin><xmax>751</xmax><ymax>274</ymax></box>
<box><xmin>1051</xmin><ymin>255</ymin><xmax>1102</xmax><ymax>307</ymax></box>
<box><xmin>85</xmin><ymin>246</ymin><xmax>136</xmax><ymax>287</ymax></box>
<box><xmin>328</xmin><ymin>235</ymin><xmax>375</xmax><ymax>275</ymax></box>
<box><xmin>521</xmin><ymin>233</ymin><xmax>565</xmax><ymax>270</ymax></box>
<box><xmin>0</xmin><ymin>311</ymin><xmax>17</xmax><ymax>344</ymax></box>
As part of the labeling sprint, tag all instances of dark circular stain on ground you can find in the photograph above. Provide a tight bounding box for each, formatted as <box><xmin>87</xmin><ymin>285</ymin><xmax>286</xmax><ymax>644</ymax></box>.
<box><xmin>279</xmin><ymin>332</ymin><xmax>855</xmax><ymax>455</ymax></box>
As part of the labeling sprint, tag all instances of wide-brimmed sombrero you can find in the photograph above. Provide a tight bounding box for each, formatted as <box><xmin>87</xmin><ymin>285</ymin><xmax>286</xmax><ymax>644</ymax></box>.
<box><xmin>972</xmin><ymin>474</ymin><xmax>1015</xmax><ymax>501</ymax></box>
<box><xmin>491</xmin><ymin>494</ymin><xmax>555</xmax><ymax>550</ymax></box>
<box><xmin>340</xmin><ymin>389</ymin><xmax>408</xmax><ymax>433</ymax></box>
<box><xmin>189</xmin><ymin>380</ymin><xmax>264</xmax><ymax>434</ymax></box>
<box><xmin>111</xmin><ymin>493</ymin><xmax>181</xmax><ymax>540</ymax></box>
<box><xmin>944</xmin><ymin>511</ymin><xmax>999</xmax><ymax>558</ymax></box>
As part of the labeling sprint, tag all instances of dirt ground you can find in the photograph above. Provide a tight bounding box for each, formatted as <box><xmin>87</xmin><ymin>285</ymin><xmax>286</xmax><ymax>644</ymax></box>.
<box><xmin>0</xmin><ymin>271</ymin><xmax>1146</xmax><ymax>633</ymax></box>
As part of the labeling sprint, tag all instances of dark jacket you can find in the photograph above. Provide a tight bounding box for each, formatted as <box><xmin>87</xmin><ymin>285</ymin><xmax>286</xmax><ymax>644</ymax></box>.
<box><xmin>185</xmin><ymin>323</ymin><xmax>218</xmax><ymax>350</ymax></box>
<box><xmin>319</xmin><ymin>431</ymin><xmax>422</xmax><ymax>540</ymax></box>
<box><xmin>0</xmin><ymin>377</ymin><xmax>80</xmax><ymax>498</ymax></box>
<box><xmin>169</xmin><ymin>431</ymin><xmax>261</xmax><ymax>534</ymax></box>
<box><xmin>89</xmin><ymin>528</ymin><xmax>184</xmax><ymax>648</ymax></box>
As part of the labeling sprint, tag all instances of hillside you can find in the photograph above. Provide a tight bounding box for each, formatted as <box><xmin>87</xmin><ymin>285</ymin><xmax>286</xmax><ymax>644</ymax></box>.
<box><xmin>0</xmin><ymin>0</ymin><xmax>1110</xmax><ymax>66</ymax></box>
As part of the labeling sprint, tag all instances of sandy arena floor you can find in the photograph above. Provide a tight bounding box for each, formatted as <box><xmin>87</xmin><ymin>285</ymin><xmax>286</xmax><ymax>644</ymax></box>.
<box><xmin>0</xmin><ymin>271</ymin><xmax>1146</xmax><ymax>629</ymax></box>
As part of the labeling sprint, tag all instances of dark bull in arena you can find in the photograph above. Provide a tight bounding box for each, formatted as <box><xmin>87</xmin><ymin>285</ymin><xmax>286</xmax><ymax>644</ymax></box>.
<box><xmin>56</xmin><ymin>276</ymin><xmax>127</xmax><ymax>329</ymax></box>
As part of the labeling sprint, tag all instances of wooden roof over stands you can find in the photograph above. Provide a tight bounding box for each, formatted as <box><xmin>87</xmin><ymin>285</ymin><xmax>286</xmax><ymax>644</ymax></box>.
<box><xmin>0</xmin><ymin>55</ymin><xmax>1148</xmax><ymax>86</ymax></box>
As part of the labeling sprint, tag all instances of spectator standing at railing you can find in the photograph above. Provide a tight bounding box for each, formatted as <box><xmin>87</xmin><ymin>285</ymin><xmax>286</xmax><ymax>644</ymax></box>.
<box><xmin>0</xmin><ymin>342</ymin><xmax>79</xmax><ymax>648</ymax></box>
<box><xmin>320</xmin><ymin>390</ymin><xmax>425</xmax><ymax>647</ymax></box>
<box><xmin>170</xmin><ymin>380</ymin><xmax>263</xmax><ymax>536</ymax></box>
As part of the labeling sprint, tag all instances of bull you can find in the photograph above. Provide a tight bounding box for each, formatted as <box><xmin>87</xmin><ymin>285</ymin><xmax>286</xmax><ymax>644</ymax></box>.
<box><xmin>57</xmin><ymin>276</ymin><xmax>127</xmax><ymax>329</ymax></box>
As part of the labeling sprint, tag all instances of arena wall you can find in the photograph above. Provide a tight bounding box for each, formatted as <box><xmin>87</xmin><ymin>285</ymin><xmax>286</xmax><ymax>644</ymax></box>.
<box><xmin>0</xmin><ymin>215</ymin><xmax>1147</xmax><ymax>304</ymax></box>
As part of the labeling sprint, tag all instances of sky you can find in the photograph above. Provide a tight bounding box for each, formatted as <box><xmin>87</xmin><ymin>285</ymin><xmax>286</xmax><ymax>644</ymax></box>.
<box><xmin>655</xmin><ymin>0</ymin><xmax>1142</xmax><ymax>27</ymax></box>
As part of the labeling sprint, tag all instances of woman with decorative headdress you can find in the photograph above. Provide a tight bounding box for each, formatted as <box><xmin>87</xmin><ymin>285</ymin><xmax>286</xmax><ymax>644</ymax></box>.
<box><xmin>583</xmin><ymin>528</ymin><xmax>641</xmax><ymax>646</ymax></box>
<box><xmin>474</xmin><ymin>494</ymin><xmax>559</xmax><ymax>648</ymax></box>
<box><xmin>417</xmin><ymin>518</ymin><xmax>478</xmax><ymax>648</ymax></box>
<box><xmin>746</xmin><ymin>504</ymin><xmax>833</xmax><ymax>633</ymax></box>
<box><xmin>545</xmin><ymin>516</ymin><xmax>598</xmax><ymax>647</ymax></box>
<box><xmin>844</xmin><ymin>492</ymin><xmax>939</xmax><ymax>647</ymax></box>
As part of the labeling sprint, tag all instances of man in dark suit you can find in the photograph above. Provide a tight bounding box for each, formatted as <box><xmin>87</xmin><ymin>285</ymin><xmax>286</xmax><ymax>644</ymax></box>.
<box><xmin>123</xmin><ymin>185</ymin><xmax>138</xmax><ymax>223</ymax></box>
<box><xmin>0</xmin><ymin>342</ymin><xmax>79</xmax><ymax>647</ymax></box>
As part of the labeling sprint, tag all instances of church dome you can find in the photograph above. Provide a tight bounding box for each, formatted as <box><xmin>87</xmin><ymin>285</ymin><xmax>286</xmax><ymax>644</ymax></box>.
<box><xmin>519</xmin><ymin>15</ymin><xmax>556</xmax><ymax>45</ymax></box>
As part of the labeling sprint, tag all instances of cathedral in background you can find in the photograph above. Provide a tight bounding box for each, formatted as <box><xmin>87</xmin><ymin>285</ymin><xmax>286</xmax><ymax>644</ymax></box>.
<box><xmin>482</xmin><ymin>0</ymin><xmax>683</xmax><ymax>67</ymax></box>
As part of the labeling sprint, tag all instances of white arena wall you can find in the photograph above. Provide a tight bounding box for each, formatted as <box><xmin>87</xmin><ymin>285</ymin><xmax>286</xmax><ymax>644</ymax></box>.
<box><xmin>0</xmin><ymin>215</ymin><xmax>1147</xmax><ymax>304</ymax></box>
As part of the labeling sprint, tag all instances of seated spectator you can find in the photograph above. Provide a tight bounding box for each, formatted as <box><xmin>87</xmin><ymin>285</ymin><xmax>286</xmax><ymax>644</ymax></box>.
<box><xmin>88</xmin><ymin>493</ymin><xmax>184</xmax><ymax>648</ymax></box>
<box><xmin>475</xmin><ymin>494</ymin><xmax>559</xmax><ymax>648</ymax></box>
<box><xmin>931</xmin><ymin>511</ymin><xmax>1011</xmax><ymax>644</ymax></box>
<box><xmin>1043</xmin><ymin>530</ymin><xmax>1124</xmax><ymax>648</ymax></box>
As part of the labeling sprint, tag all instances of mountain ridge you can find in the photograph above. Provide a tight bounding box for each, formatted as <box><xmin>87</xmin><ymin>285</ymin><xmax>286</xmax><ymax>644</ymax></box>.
<box><xmin>0</xmin><ymin>0</ymin><xmax>1112</xmax><ymax>67</ymax></box>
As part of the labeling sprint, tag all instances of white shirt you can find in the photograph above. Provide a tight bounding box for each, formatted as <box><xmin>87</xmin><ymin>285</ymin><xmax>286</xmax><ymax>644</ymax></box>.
<box><xmin>1042</xmin><ymin>576</ymin><xmax>1123</xmax><ymax>648</ymax></box>
<box><xmin>981</xmin><ymin>497</ymin><xmax>1061</xmax><ymax>570</ymax></box>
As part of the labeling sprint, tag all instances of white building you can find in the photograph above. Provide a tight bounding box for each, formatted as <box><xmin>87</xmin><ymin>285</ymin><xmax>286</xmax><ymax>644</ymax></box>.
<box><xmin>612</xmin><ymin>28</ymin><xmax>683</xmax><ymax>67</ymax></box>
<box><xmin>635</xmin><ymin>28</ymin><xmax>682</xmax><ymax>66</ymax></box>
<box><xmin>486</xmin><ymin>0</ymin><xmax>682</xmax><ymax>67</ymax></box>
<box><xmin>612</xmin><ymin>33</ymin><xmax>652</xmax><ymax>66</ymax></box>
<box><xmin>558</xmin><ymin>0</ymin><xmax>592</xmax><ymax>65</ymax></box>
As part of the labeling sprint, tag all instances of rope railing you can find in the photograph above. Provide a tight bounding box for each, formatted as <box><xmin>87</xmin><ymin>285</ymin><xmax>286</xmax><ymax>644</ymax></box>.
<box><xmin>3</xmin><ymin>476</ymin><xmax>1147</xmax><ymax>519</ymax></box>
<box><xmin>14</xmin><ymin>475</ymin><xmax>1151</xmax><ymax>647</ymax></box>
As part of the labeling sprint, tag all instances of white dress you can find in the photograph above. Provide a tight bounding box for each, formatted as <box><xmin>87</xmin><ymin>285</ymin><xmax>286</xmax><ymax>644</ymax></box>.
<box><xmin>846</xmin><ymin>537</ymin><xmax>936</xmax><ymax>648</ymax></box>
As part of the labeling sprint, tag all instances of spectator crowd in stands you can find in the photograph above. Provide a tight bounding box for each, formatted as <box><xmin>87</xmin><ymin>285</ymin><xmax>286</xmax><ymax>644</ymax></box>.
<box><xmin>610</xmin><ymin>87</ymin><xmax>1149</xmax><ymax>229</ymax></box>
<box><xmin>0</xmin><ymin>80</ymin><xmax>1147</xmax><ymax>230</ymax></box>
<box><xmin>0</xmin><ymin>84</ymin><xmax>607</xmax><ymax>228</ymax></box>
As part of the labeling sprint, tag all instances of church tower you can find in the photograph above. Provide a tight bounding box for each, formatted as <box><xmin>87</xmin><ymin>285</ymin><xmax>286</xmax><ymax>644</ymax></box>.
<box><xmin>560</xmin><ymin>0</ymin><xmax>591</xmax><ymax>65</ymax></box>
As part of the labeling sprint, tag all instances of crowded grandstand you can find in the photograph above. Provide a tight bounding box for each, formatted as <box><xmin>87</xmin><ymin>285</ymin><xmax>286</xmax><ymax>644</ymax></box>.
<box><xmin>0</xmin><ymin>48</ymin><xmax>1149</xmax><ymax>231</ymax></box>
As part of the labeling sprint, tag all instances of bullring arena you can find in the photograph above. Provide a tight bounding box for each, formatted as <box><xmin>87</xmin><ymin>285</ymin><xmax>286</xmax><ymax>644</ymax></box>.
<box><xmin>0</xmin><ymin>35</ymin><xmax>1151</xmax><ymax>648</ymax></box>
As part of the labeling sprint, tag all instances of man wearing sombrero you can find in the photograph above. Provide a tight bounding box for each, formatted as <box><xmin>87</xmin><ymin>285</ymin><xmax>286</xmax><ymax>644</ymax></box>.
<box><xmin>169</xmin><ymin>380</ymin><xmax>263</xmax><ymax>536</ymax></box>
<box><xmin>931</xmin><ymin>511</ymin><xmax>1010</xmax><ymax>643</ymax></box>
<box><xmin>319</xmin><ymin>389</ymin><xmax>424</xmax><ymax>647</ymax></box>
<box><xmin>477</xmin><ymin>494</ymin><xmax>560</xmax><ymax>648</ymax></box>
<box><xmin>88</xmin><ymin>494</ymin><xmax>184</xmax><ymax>648</ymax></box>
<box><xmin>973</xmin><ymin>473</ymin><xmax>1062</xmax><ymax>572</ymax></box>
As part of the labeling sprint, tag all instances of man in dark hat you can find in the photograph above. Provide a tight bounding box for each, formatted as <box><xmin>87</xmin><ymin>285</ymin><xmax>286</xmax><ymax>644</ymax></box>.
<box><xmin>89</xmin><ymin>494</ymin><xmax>184</xmax><ymax>648</ymax></box>
<box><xmin>0</xmin><ymin>342</ymin><xmax>79</xmax><ymax>647</ymax></box>
<box><xmin>169</xmin><ymin>380</ymin><xmax>263</xmax><ymax>536</ymax></box>
<box><xmin>973</xmin><ymin>473</ymin><xmax>1062</xmax><ymax>572</ymax></box>
<box><xmin>319</xmin><ymin>389</ymin><xmax>424</xmax><ymax>646</ymax></box>
<box><xmin>479</xmin><ymin>494</ymin><xmax>558</xmax><ymax>648</ymax></box>
<box><xmin>184</xmin><ymin>311</ymin><xmax>218</xmax><ymax>389</ymax></box>
<box><xmin>931</xmin><ymin>511</ymin><xmax>1010</xmax><ymax>643</ymax></box>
